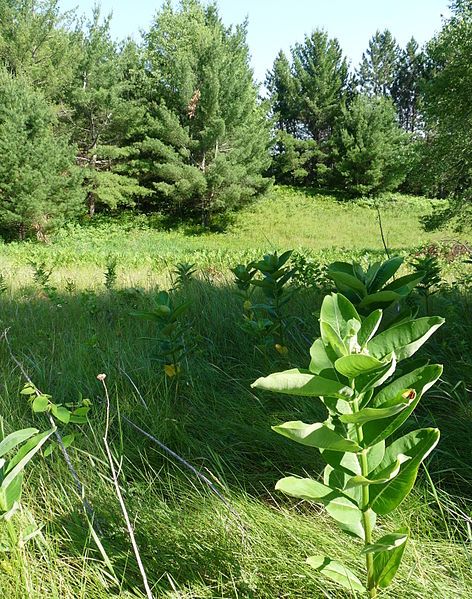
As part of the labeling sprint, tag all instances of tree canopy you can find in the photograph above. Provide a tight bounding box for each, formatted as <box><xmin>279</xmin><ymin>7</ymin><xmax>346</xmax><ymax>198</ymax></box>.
<box><xmin>0</xmin><ymin>0</ymin><xmax>469</xmax><ymax>236</ymax></box>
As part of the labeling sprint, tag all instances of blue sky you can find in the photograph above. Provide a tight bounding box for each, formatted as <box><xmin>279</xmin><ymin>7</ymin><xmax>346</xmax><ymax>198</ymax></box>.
<box><xmin>59</xmin><ymin>0</ymin><xmax>450</xmax><ymax>83</ymax></box>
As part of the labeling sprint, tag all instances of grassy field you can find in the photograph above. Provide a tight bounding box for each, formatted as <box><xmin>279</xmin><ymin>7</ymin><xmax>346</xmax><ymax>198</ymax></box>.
<box><xmin>0</xmin><ymin>187</ymin><xmax>471</xmax><ymax>598</ymax></box>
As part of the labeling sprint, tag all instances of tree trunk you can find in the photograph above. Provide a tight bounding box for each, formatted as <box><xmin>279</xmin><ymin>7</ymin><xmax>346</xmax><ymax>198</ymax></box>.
<box><xmin>87</xmin><ymin>152</ymin><xmax>98</xmax><ymax>217</ymax></box>
<box><xmin>87</xmin><ymin>191</ymin><xmax>96</xmax><ymax>218</ymax></box>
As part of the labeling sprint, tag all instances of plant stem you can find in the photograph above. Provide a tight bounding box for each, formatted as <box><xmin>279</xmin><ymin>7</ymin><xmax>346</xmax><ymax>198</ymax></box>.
<box><xmin>354</xmin><ymin>395</ymin><xmax>377</xmax><ymax>598</ymax></box>
<box><xmin>360</xmin><ymin>450</ymin><xmax>377</xmax><ymax>598</ymax></box>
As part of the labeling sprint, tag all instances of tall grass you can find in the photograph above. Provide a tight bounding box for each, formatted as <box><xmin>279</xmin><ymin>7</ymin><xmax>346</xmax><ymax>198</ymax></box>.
<box><xmin>0</xmin><ymin>261</ymin><xmax>470</xmax><ymax>597</ymax></box>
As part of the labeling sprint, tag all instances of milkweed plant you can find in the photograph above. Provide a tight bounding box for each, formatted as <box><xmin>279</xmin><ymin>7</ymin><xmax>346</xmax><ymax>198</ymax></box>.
<box><xmin>252</xmin><ymin>292</ymin><xmax>444</xmax><ymax>596</ymax></box>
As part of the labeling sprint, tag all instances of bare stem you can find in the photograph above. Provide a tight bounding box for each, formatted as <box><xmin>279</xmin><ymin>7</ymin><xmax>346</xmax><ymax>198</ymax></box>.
<box><xmin>99</xmin><ymin>375</ymin><xmax>154</xmax><ymax>599</ymax></box>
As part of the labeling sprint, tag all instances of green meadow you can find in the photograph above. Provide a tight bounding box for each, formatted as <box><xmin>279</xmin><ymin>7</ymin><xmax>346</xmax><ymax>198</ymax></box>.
<box><xmin>0</xmin><ymin>187</ymin><xmax>470</xmax><ymax>598</ymax></box>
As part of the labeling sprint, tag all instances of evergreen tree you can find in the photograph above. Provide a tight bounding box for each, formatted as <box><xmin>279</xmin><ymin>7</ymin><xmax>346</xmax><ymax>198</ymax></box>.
<box><xmin>292</xmin><ymin>30</ymin><xmax>348</xmax><ymax>142</ymax></box>
<box><xmin>333</xmin><ymin>95</ymin><xmax>407</xmax><ymax>196</ymax></box>
<box><xmin>0</xmin><ymin>0</ymin><xmax>78</xmax><ymax>101</ymax></box>
<box><xmin>266</xmin><ymin>50</ymin><xmax>297</xmax><ymax>134</ymax></box>
<box><xmin>421</xmin><ymin>0</ymin><xmax>472</xmax><ymax>227</ymax></box>
<box><xmin>267</xmin><ymin>29</ymin><xmax>348</xmax><ymax>186</ymax></box>
<box><xmin>357</xmin><ymin>30</ymin><xmax>399</xmax><ymax>97</ymax></box>
<box><xmin>63</xmin><ymin>8</ymin><xmax>148</xmax><ymax>216</ymax></box>
<box><xmin>392</xmin><ymin>38</ymin><xmax>425</xmax><ymax>132</ymax></box>
<box><xmin>135</xmin><ymin>0</ymin><xmax>270</xmax><ymax>226</ymax></box>
<box><xmin>0</xmin><ymin>69</ymin><xmax>83</xmax><ymax>239</ymax></box>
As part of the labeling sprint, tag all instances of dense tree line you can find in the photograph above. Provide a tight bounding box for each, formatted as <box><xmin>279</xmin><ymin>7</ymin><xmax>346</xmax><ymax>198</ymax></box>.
<box><xmin>0</xmin><ymin>0</ymin><xmax>469</xmax><ymax>238</ymax></box>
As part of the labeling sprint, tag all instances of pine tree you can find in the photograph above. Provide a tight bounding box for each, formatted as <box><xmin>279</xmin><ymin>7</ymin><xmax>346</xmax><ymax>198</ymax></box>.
<box><xmin>333</xmin><ymin>95</ymin><xmax>407</xmax><ymax>196</ymax></box>
<box><xmin>266</xmin><ymin>50</ymin><xmax>297</xmax><ymax>134</ymax></box>
<box><xmin>0</xmin><ymin>0</ymin><xmax>78</xmax><ymax>101</ymax></box>
<box><xmin>63</xmin><ymin>8</ymin><xmax>148</xmax><ymax>216</ymax></box>
<box><xmin>0</xmin><ymin>69</ymin><xmax>83</xmax><ymax>239</ymax></box>
<box><xmin>267</xmin><ymin>29</ymin><xmax>348</xmax><ymax>186</ymax></box>
<box><xmin>357</xmin><ymin>30</ymin><xmax>399</xmax><ymax>97</ymax></box>
<box><xmin>134</xmin><ymin>0</ymin><xmax>271</xmax><ymax>226</ymax></box>
<box><xmin>392</xmin><ymin>38</ymin><xmax>425</xmax><ymax>132</ymax></box>
<box><xmin>292</xmin><ymin>30</ymin><xmax>348</xmax><ymax>142</ymax></box>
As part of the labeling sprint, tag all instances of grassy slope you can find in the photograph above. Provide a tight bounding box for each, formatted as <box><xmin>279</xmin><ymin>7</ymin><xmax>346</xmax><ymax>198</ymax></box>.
<box><xmin>0</xmin><ymin>187</ymin><xmax>455</xmax><ymax>274</ymax></box>
<box><xmin>0</xmin><ymin>188</ymin><xmax>470</xmax><ymax>598</ymax></box>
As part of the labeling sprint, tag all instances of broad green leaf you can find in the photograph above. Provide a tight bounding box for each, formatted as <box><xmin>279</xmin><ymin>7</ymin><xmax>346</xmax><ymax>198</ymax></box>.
<box><xmin>273</xmin><ymin>421</ymin><xmax>361</xmax><ymax>452</ymax></box>
<box><xmin>327</xmin><ymin>261</ymin><xmax>356</xmax><ymax>276</ymax></box>
<box><xmin>320</xmin><ymin>293</ymin><xmax>361</xmax><ymax>340</ymax></box>
<box><xmin>32</xmin><ymin>395</ymin><xmax>49</xmax><ymax>413</ymax></box>
<box><xmin>309</xmin><ymin>338</ymin><xmax>336</xmax><ymax>374</ymax></box>
<box><xmin>276</xmin><ymin>476</ymin><xmax>368</xmax><ymax>538</ymax></box>
<box><xmin>306</xmin><ymin>555</ymin><xmax>366</xmax><ymax>593</ymax></box>
<box><xmin>358</xmin><ymin>309</ymin><xmax>383</xmax><ymax>347</ymax></box>
<box><xmin>320</xmin><ymin>322</ymin><xmax>347</xmax><ymax>357</ymax></box>
<box><xmin>367</xmin><ymin>317</ymin><xmax>445</xmax><ymax>362</ymax></box>
<box><xmin>321</xmin><ymin>440</ymin><xmax>385</xmax><ymax>477</ymax></box>
<box><xmin>339</xmin><ymin>399</ymin><xmax>413</xmax><ymax>425</ymax></box>
<box><xmin>328</xmin><ymin>271</ymin><xmax>367</xmax><ymax>295</ymax></box>
<box><xmin>321</xmin><ymin>450</ymin><xmax>361</xmax><ymax>476</ymax></box>
<box><xmin>370</xmin><ymin>428</ymin><xmax>440</xmax><ymax>514</ymax></box>
<box><xmin>321</xmin><ymin>396</ymin><xmax>353</xmax><ymax>416</ymax></box>
<box><xmin>61</xmin><ymin>434</ymin><xmax>75</xmax><ymax>449</ymax></box>
<box><xmin>43</xmin><ymin>442</ymin><xmax>57</xmax><ymax>457</ymax></box>
<box><xmin>363</xmin><ymin>364</ymin><xmax>443</xmax><ymax>446</ymax></box>
<box><xmin>345</xmin><ymin>455</ymin><xmax>410</xmax><ymax>488</ymax></box>
<box><xmin>368</xmin><ymin>256</ymin><xmax>403</xmax><ymax>292</ymax></box>
<box><xmin>335</xmin><ymin>354</ymin><xmax>387</xmax><ymax>379</ymax></box>
<box><xmin>364</xmin><ymin>261</ymin><xmax>382</xmax><ymax>289</ymax></box>
<box><xmin>276</xmin><ymin>476</ymin><xmax>352</xmax><ymax>503</ymax></box>
<box><xmin>372</xmin><ymin>528</ymin><xmax>408</xmax><ymax>588</ymax></box>
<box><xmin>323</xmin><ymin>463</ymin><xmax>362</xmax><ymax>506</ymax></box>
<box><xmin>358</xmin><ymin>291</ymin><xmax>401</xmax><ymax>310</ymax></box>
<box><xmin>355</xmin><ymin>354</ymin><xmax>397</xmax><ymax>394</ymax></box>
<box><xmin>252</xmin><ymin>369</ymin><xmax>352</xmax><ymax>398</ymax></box>
<box><xmin>362</xmin><ymin>531</ymin><xmax>408</xmax><ymax>555</ymax></box>
<box><xmin>20</xmin><ymin>385</ymin><xmax>36</xmax><ymax>396</ymax></box>
<box><xmin>384</xmin><ymin>272</ymin><xmax>424</xmax><ymax>293</ymax></box>
<box><xmin>0</xmin><ymin>429</ymin><xmax>38</xmax><ymax>458</ymax></box>
<box><xmin>4</xmin><ymin>429</ymin><xmax>55</xmax><ymax>482</ymax></box>
<box><xmin>0</xmin><ymin>472</ymin><xmax>23</xmax><ymax>513</ymax></box>
<box><xmin>50</xmin><ymin>405</ymin><xmax>71</xmax><ymax>424</ymax></box>
<box><xmin>366</xmin><ymin>440</ymin><xmax>387</xmax><ymax>472</ymax></box>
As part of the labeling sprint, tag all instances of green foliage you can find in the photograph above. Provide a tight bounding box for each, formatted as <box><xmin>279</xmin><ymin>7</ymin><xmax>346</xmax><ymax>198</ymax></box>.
<box><xmin>327</xmin><ymin>256</ymin><xmax>424</xmax><ymax>322</ymax></box>
<box><xmin>411</xmin><ymin>255</ymin><xmax>442</xmax><ymax>297</ymax></box>
<box><xmin>63</xmin><ymin>8</ymin><xmax>148</xmax><ymax>216</ymax></box>
<box><xmin>21</xmin><ymin>382</ymin><xmax>91</xmax><ymax>426</ymax></box>
<box><xmin>267</xmin><ymin>29</ymin><xmax>348</xmax><ymax>186</ymax></box>
<box><xmin>131</xmin><ymin>290</ymin><xmax>192</xmax><ymax>378</ymax></box>
<box><xmin>291</xmin><ymin>251</ymin><xmax>331</xmax><ymax>292</ymax></box>
<box><xmin>421</xmin><ymin>2</ymin><xmax>472</xmax><ymax>228</ymax></box>
<box><xmin>357</xmin><ymin>29</ymin><xmax>400</xmax><ymax>97</ymax></box>
<box><xmin>104</xmin><ymin>255</ymin><xmax>118</xmax><ymax>290</ymax></box>
<box><xmin>28</xmin><ymin>259</ymin><xmax>59</xmax><ymax>301</ymax></box>
<box><xmin>171</xmin><ymin>262</ymin><xmax>196</xmax><ymax>291</ymax></box>
<box><xmin>391</xmin><ymin>38</ymin><xmax>425</xmax><ymax>133</ymax></box>
<box><xmin>0</xmin><ymin>423</ymin><xmax>54</xmax><ymax>518</ymax></box>
<box><xmin>0</xmin><ymin>69</ymin><xmax>83</xmax><ymax>238</ymax></box>
<box><xmin>232</xmin><ymin>251</ymin><xmax>296</xmax><ymax>352</ymax></box>
<box><xmin>332</xmin><ymin>95</ymin><xmax>408</xmax><ymax>196</ymax></box>
<box><xmin>29</xmin><ymin>260</ymin><xmax>54</xmax><ymax>290</ymax></box>
<box><xmin>0</xmin><ymin>0</ymin><xmax>77</xmax><ymax>100</ymax></box>
<box><xmin>252</xmin><ymin>292</ymin><xmax>444</xmax><ymax>595</ymax></box>
<box><xmin>135</xmin><ymin>0</ymin><xmax>271</xmax><ymax>226</ymax></box>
